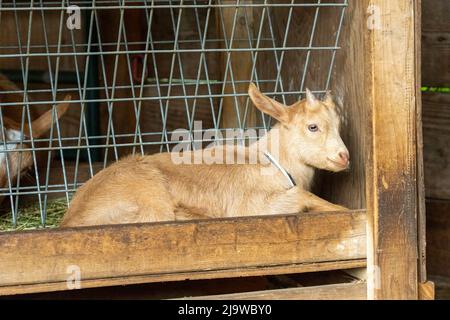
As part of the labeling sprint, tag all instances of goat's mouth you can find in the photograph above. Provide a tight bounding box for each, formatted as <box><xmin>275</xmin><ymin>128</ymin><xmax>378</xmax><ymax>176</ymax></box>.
<box><xmin>326</xmin><ymin>157</ymin><xmax>349</xmax><ymax>170</ymax></box>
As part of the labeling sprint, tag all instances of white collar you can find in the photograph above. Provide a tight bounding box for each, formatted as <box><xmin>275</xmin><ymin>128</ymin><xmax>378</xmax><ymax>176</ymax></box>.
<box><xmin>264</xmin><ymin>151</ymin><xmax>296</xmax><ymax>189</ymax></box>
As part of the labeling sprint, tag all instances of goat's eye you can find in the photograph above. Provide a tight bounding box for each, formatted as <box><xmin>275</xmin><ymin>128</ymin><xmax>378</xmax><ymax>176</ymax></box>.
<box><xmin>308</xmin><ymin>124</ymin><xmax>319</xmax><ymax>132</ymax></box>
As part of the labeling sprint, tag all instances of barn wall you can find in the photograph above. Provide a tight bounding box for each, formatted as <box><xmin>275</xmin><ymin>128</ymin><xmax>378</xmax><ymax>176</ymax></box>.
<box><xmin>422</xmin><ymin>0</ymin><xmax>450</xmax><ymax>280</ymax></box>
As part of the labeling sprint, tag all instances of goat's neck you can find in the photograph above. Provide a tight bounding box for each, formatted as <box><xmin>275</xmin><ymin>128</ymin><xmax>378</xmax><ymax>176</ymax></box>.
<box><xmin>250</xmin><ymin>126</ymin><xmax>315</xmax><ymax>190</ymax></box>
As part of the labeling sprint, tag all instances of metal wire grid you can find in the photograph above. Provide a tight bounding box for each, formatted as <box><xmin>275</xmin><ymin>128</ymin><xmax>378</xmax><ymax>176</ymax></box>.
<box><xmin>0</xmin><ymin>0</ymin><xmax>347</xmax><ymax>227</ymax></box>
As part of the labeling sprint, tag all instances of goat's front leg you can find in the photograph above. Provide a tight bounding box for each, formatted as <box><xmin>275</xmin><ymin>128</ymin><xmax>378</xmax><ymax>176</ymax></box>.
<box><xmin>298</xmin><ymin>189</ymin><xmax>348</xmax><ymax>212</ymax></box>
<box><xmin>260</xmin><ymin>187</ymin><xmax>308</xmax><ymax>215</ymax></box>
<box><xmin>259</xmin><ymin>187</ymin><xmax>348</xmax><ymax>216</ymax></box>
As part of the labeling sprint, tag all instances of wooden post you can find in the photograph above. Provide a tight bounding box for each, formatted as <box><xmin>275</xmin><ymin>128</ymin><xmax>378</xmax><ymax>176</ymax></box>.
<box><xmin>217</xmin><ymin>0</ymin><xmax>257</xmax><ymax>129</ymax></box>
<box><xmin>414</xmin><ymin>0</ymin><xmax>427</xmax><ymax>285</ymax></box>
<box><xmin>366</xmin><ymin>0</ymin><xmax>421</xmax><ymax>299</ymax></box>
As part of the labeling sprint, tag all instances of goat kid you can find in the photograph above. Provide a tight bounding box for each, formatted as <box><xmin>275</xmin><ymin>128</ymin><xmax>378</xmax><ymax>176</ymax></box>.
<box><xmin>60</xmin><ymin>84</ymin><xmax>350</xmax><ymax>227</ymax></box>
<box><xmin>0</xmin><ymin>74</ymin><xmax>71</xmax><ymax>196</ymax></box>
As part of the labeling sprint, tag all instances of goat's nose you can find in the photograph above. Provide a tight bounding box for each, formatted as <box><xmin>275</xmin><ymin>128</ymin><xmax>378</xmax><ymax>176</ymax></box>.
<box><xmin>338</xmin><ymin>151</ymin><xmax>350</xmax><ymax>165</ymax></box>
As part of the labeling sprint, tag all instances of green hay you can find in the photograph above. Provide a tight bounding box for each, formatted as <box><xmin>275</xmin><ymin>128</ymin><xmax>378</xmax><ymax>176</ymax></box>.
<box><xmin>0</xmin><ymin>198</ymin><xmax>67</xmax><ymax>232</ymax></box>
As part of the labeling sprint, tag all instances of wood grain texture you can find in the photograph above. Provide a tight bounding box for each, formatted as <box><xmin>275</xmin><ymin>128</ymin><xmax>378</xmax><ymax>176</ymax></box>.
<box><xmin>421</xmin><ymin>0</ymin><xmax>450</xmax><ymax>201</ymax></box>
<box><xmin>415</xmin><ymin>0</ymin><xmax>426</xmax><ymax>284</ymax></box>
<box><xmin>13</xmin><ymin>276</ymin><xmax>271</xmax><ymax>299</ymax></box>
<box><xmin>429</xmin><ymin>275</ymin><xmax>450</xmax><ymax>300</ymax></box>
<box><xmin>0</xmin><ymin>210</ymin><xmax>366</xmax><ymax>295</ymax></box>
<box><xmin>418</xmin><ymin>281</ymin><xmax>435</xmax><ymax>300</ymax></box>
<box><xmin>422</xmin><ymin>93</ymin><xmax>450</xmax><ymax>200</ymax></box>
<box><xmin>426</xmin><ymin>200</ymin><xmax>450</xmax><ymax>278</ymax></box>
<box><xmin>366</xmin><ymin>0</ymin><xmax>419</xmax><ymax>299</ymax></box>
<box><xmin>0</xmin><ymin>259</ymin><xmax>366</xmax><ymax>296</ymax></box>
<box><xmin>182</xmin><ymin>282</ymin><xmax>367</xmax><ymax>300</ymax></box>
<box><xmin>422</xmin><ymin>0</ymin><xmax>450</xmax><ymax>86</ymax></box>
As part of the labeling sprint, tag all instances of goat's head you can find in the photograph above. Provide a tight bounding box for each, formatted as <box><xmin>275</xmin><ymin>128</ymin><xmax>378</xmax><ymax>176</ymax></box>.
<box><xmin>248</xmin><ymin>83</ymin><xmax>349</xmax><ymax>172</ymax></box>
<box><xmin>0</xmin><ymin>96</ymin><xmax>71</xmax><ymax>189</ymax></box>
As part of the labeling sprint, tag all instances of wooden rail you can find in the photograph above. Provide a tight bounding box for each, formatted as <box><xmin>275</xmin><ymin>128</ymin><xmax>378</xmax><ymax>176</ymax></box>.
<box><xmin>0</xmin><ymin>210</ymin><xmax>366</xmax><ymax>296</ymax></box>
<box><xmin>181</xmin><ymin>282</ymin><xmax>367</xmax><ymax>300</ymax></box>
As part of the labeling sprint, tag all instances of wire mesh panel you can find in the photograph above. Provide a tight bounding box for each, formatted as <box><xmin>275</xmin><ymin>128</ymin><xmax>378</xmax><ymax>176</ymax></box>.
<box><xmin>0</xmin><ymin>0</ymin><xmax>347</xmax><ymax>230</ymax></box>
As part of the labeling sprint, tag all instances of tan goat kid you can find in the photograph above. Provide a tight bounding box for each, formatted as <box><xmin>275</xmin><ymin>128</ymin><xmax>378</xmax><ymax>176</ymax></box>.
<box><xmin>60</xmin><ymin>84</ymin><xmax>350</xmax><ymax>227</ymax></box>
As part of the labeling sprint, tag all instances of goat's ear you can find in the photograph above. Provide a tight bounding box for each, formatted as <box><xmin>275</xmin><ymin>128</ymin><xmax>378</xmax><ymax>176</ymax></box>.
<box><xmin>305</xmin><ymin>88</ymin><xmax>320</xmax><ymax>111</ymax></box>
<box><xmin>322</xmin><ymin>91</ymin><xmax>334</xmax><ymax>107</ymax></box>
<box><xmin>1</xmin><ymin>118</ymin><xmax>22</xmax><ymax>135</ymax></box>
<box><xmin>248</xmin><ymin>83</ymin><xmax>288</xmax><ymax>123</ymax></box>
<box><xmin>25</xmin><ymin>95</ymin><xmax>71</xmax><ymax>138</ymax></box>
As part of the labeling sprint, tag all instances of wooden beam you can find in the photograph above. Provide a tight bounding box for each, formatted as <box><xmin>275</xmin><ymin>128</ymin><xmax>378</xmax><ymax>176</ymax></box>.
<box><xmin>0</xmin><ymin>259</ymin><xmax>366</xmax><ymax>296</ymax></box>
<box><xmin>181</xmin><ymin>282</ymin><xmax>367</xmax><ymax>300</ymax></box>
<box><xmin>0</xmin><ymin>210</ymin><xmax>366</xmax><ymax>296</ymax></box>
<box><xmin>414</xmin><ymin>0</ymin><xmax>427</xmax><ymax>284</ymax></box>
<box><xmin>366</xmin><ymin>0</ymin><xmax>420</xmax><ymax>299</ymax></box>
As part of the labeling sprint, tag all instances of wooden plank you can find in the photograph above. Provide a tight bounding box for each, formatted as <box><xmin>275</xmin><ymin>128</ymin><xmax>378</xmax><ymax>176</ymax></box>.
<box><xmin>216</xmin><ymin>0</ymin><xmax>258</xmax><ymax>129</ymax></box>
<box><xmin>422</xmin><ymin>30</ymin><xmax>450</xmax><ymax>86</ymax></box>
<box><xmin>422</xmin><ymin>93</ymin><xmax>450</xmax><ymax>200</ymax></box>
<box><xmin>429</xmin><ymin>276</ymin><xmax>450</xmax><ymax>300</ymax></box>
<box><xmin>14</xmin><ymin>276</ymin><xmax>272</xmax><ymax>299</ymax></box>
<box><xmin>422</xmin><ymin>0</ymin><xmax>450</xmax><ymax>86</ymax></box>
<box><xmin>415</xmin><ymin>0</ymin><xmax>427</xmax><ymax>284</ymax></box>
<box><xmin>0</xmin><ymin>259</ymin><xmax>366</xmax><ymax>296</ymax></box>
<box><xmin>418</xmin><ymin>281</ymin><xmax>435</xmax><ymax>300</ymax></box>
<box><xmin>426</xmin><ymin>200</ymin><xmax>450</xmax><ymax>278</ymax></box>
<box><xmin>366</xmin><ymin>0</ymin><xmax>419</xmax><ymax>299</ymax></box>
<box><xmin>422</xmin><ymin>0</ymin><xmax>450</xmax><ymax>31</ymax></box>
<box><xmin>0</xmin><ymin>210</ymin><xmax>366</xmax><ymax>295</ymax></box>
<box><xmin>181</xmin><ymin>282</ymin><xmax>367</xmax><ymax>300</ymax></box>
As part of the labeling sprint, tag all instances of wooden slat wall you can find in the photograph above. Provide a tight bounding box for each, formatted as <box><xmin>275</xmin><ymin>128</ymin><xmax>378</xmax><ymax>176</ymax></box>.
<box><xmin>426</xmin><ymin>201</ymin><xmax>450</xmax><ymax>278</ymax></box>
<box><xmin>422</xmin><ymin>93</ymin><xmax>450</xmax><ymax>199</ymax></box>
<box><xmin>422</xmin><ymin>0</ymin><xmax>450</xmax><ymax>200</ymax></box>
<box><xmin>422</xmin><ymin>0</ymin><xmax>450</xmax><ymax>284</ymax></box>
<box><xmin>422</xmin><ymin>0</ymin><xmax>450</xmax><ymax>87</ymax></box>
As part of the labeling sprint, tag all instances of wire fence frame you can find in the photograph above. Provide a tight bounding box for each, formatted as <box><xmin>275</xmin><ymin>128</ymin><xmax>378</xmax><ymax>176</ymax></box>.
<box><xmin>0</xmin><ymin>0</ymin><xmax>348</xmax><ymax>228</ymax></box>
